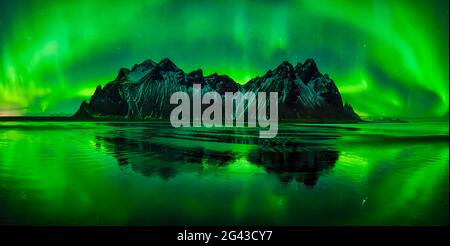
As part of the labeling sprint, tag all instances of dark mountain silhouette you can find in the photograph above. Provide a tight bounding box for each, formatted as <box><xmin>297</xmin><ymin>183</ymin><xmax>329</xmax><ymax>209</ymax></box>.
<box><xmin>74</xmin><ymin>58</ymin><xmax>360</xmax><ymax>122</ymax></box>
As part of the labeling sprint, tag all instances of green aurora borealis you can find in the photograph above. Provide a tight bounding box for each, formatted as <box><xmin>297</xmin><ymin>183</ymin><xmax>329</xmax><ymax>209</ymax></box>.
<box><xmin>0</xmin><ymin>0</ymin><xmax>448</xmax><ymax>117</ymax></box>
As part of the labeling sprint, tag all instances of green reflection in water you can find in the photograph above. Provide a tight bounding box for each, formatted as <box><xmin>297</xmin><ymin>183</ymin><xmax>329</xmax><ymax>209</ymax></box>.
<box><xmin>0</xmin><ymin>120</ymin><xmax>448</xmax><ymax>225</ymax></box>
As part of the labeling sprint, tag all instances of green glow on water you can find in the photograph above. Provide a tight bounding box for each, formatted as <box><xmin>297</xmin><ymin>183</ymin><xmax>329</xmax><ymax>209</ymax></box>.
<box><xmin>0</xmin><ymin>121</ymin><xmax>447</xmax><ymax>225</ymax></box>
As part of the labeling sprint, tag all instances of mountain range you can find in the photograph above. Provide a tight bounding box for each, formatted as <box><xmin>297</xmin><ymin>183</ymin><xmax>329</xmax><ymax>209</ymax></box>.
<box><xmin>74</xmin><ymin>58</ymin><xmax>360</xmax><ymax>122</ymax></box>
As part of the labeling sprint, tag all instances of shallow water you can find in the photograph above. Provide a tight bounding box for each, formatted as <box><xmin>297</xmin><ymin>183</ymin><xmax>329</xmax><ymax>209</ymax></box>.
<box><xmin>0</xmin><ymin>120</ymin><xmax>448</xmax><ymax>225</ymax></box>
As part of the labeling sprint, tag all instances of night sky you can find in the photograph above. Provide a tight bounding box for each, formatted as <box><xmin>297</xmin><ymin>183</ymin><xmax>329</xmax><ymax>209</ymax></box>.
<box><xmin>0</xmin><ymin>0</ymin><xmax>448</xmax><ymax>117</ymax></box>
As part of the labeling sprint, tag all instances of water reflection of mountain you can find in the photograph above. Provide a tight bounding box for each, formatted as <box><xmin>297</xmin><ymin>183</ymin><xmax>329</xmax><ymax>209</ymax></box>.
<box><xmin>248</xmin><ymin>146</ymin><xmax>338</xmax><ymax>187</ymax></box>
<box><xmin>95</xmin><ymin>127</ymin><xmax>341</xmax><ymax>187</ymax></box>
<box><xmin>96</xmin><ymin>134</ymin><xmax>235</xmax><ymax>180</ymax></box>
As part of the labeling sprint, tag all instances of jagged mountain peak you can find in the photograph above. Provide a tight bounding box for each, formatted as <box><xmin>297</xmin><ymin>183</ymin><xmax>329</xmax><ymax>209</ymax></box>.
<box><xmin>131</xmin><ymin>59</ymin><xmax>157</xmax><ymax>72</ymax></box>
<box><xmin>276</xmin><ymin>60</ymin><xmax>294</xmax><ymax>70</ymax></box>
<box><xmin>271</xmin><ymin>60</ymin><xmax>295</xmax><ymax>80</ymax></box>
<box><xmin>295</xmin><ymin>58</ymin><xmax>321</xmax><ymax>83</ymax></box>
<box><xmin>295</xmin><ymin>58</ymin><xmax>318</xmax><ymax>71</ymax></box>
<box><xmin>114</xmin><ymin>59</ymin><xmax>158</xmax><ymax>82</ymax></box>
<box><xmin>204</xmin><ymin>73</ymin><xmax>239</xmax><ymax>93</ymax></box>
<box><xmin>115</xmin><ymin>68</ymin><xmax>131</xmax><ymax>81</ymax></box>
<box><xmin>304</xmin><ymin>58</ymin><xmax>317</xmax><ymax>67</ymax></box>
<box><xmin>128</xmin><ymin>58</ymin><xmax>183</xmax><ymax>82</ymax></box>
<box><xmin>185</xmin><ymin>69</ymin><xmax>205</xmax><ymax>86</ymax></box>
<box><xmin>157</xmin><ymin>58</ymin><xmax>180</xmax><ymax>71</ymax></box>
<box><xmin>188</xmin><ymin>69</ymin><xmax>203</xmax><ymax>78</ymax></box>
<box><xmin>74</xmin><ymin>57</ymin><xmax>361</xmax><ymax>122</ymax></box>
<box><xmin>205</xmin><ymin>72</ymin><xmax>235</xmax><ymax>82</ymax></box>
